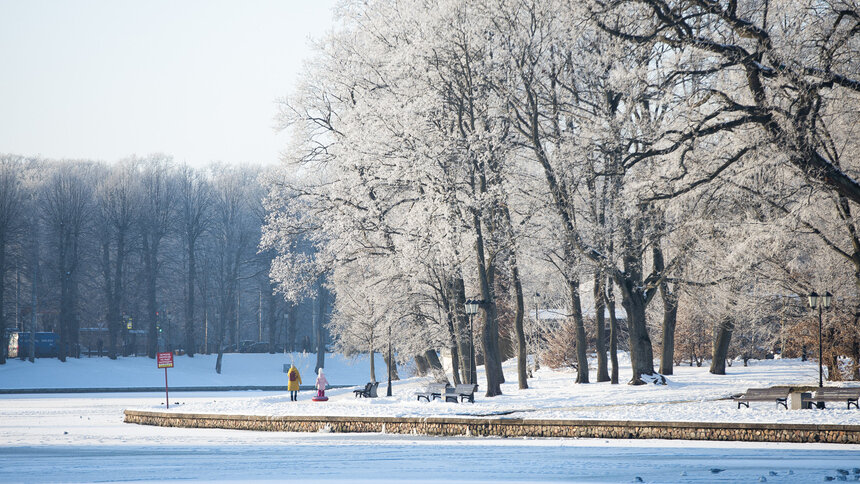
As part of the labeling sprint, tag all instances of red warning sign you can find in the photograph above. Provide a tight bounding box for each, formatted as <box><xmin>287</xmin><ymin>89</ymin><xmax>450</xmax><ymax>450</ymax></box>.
<box><xmin>157</xmin><ymin>352</ymin><xmax>174</xmax><ymax>369</ymax></box>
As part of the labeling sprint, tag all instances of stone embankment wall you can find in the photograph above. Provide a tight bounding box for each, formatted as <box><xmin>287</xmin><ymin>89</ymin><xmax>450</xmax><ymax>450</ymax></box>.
<box><xmin>124</xmin><ymin>410</ymin><xmax>860</xmax><ymax>444</ymax></box>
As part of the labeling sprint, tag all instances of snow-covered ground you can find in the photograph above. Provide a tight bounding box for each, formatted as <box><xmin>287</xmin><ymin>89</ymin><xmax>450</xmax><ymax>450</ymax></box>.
<box><xmin>4</xmin><ymin>352</ymin><xmax>860</xmax><ymax>425</ymax></box>
<box><xmin>2</xmin><ymin>392</ymin><xmax>860</xmax><ymax>483</ymax></box>
<box><xmin>0</xmin><ymin>351</ymin><xmax>388</xmax><ymax>390</ymax></box>
<box><xmin>3</xmin><ymin>353</ymin><xmax>860</xmax><ymax>482</ymax></box>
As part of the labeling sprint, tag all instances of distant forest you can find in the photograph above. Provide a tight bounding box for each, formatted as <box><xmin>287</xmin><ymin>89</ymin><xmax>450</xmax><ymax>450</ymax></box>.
<box><xmin>0</xmin><ymin>154</ymin><xmax>328</xmax><ymax>370</ymax></box>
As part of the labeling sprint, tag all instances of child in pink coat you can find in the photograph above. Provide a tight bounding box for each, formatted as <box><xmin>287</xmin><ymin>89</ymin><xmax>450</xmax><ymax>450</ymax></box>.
<box><xmin>316</xmin><ymin>368</ymin><xmax>328</xmax><ymax>397</ymax></box>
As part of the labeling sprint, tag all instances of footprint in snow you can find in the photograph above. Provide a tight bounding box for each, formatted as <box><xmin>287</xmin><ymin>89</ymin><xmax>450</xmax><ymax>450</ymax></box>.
<box><xmin>710</xmin><ymin>469</ymin><xmax>725</xmax><ymax>474</ymax></box>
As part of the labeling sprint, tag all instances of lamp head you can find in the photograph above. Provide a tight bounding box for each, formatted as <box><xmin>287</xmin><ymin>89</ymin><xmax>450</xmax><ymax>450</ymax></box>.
<box><xmin>808</xmin><ymin>291</ymin><xmax>819</xmax><ymax>309</ymax></box>
<box><xmin>464</xmin><ymin>299</ymin><xmax>478</xmax><ymax>315</ymax></box>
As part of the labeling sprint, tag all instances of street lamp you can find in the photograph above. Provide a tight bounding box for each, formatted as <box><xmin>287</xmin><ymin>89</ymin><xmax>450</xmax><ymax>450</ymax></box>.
<box><xmin>387</xmin><ymin>324</ymin><xmax>393</xmax><ymax>397</ymax></box>
<box><xmin>464</xmin><ymin>299</ymin><xmax>482</xmax><ymax>385</ymax></box>
<box><xmin>808</xmin><ymin>291</ymin><xmax>833</xmax><ymax>388</ymax></box>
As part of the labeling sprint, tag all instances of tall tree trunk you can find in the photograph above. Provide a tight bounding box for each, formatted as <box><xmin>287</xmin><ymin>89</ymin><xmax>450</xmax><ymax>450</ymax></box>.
<box><xmin>69</xmin><ymin>265</ymin><xmax>79</xmax><ymax>357</ymax></box>
<box><xmin>659</xmin><ymin>290</ymin><xmax>678</xmax><ymax>376</ymax></box>
<box><xmin>101</xmin><ymin>238</ymin><xmax>113</xmax><ymax>358</ymax></box>
<box><xmin>474</xmin><ymin>212</ymin><xmax>503</xmax><ymax>396</ymax></box>
<box><xmin>27</xmin><ymin>227</ymin><xmax>38</xmax><ymax>363</ymax></box>
<box><xmin>607</xmin><ymin>279</ymin><xmax>619</xmax><ymax>384</ymax></box>
<box><xmin>512</xmin><ymin>261</ymin><xmax>528</xmax><ymax>389</ymax></box>
<box><xmin>424</xmin><ymin>349</ymin><xmax>444</xmax><ymax>373</ymax></box>
<box><xmin>384</xmin><ymin>348</ymin><xmax>399</xmax><ymax>381</ymax></box>
<box><xmin>287</xmin><ymin>302</ymin><xmax>297</xmax><ymax>352</ymax></box>
<box><xmin>414</xmin><ymin>354</ymin><xmax>429</xmax><ymax>376</ymax></box>
<box><xmin>109</xmin><ymin>229</ymin><xmax>126</xmax><ymax>359</ymax></box>
<box><xmin>851</xmin><ymin>316</ymin><xmax>860</xmax><ymax>380</ymax></box>
<box><xmin>654</xmin><ymin>247</ymin><xmax>677</xmax><ymax>375</ymax></box>
<box><xmin>619</xmin><ymin>282</ymin><xmax>654</xmax><ymax>384</ymax></box>
<box><xmin>215</xmin><ymin>278</ymin><xmax>235</xmax><ymax>374</ymax></box>
<box><xmin>709</xmin><ymin>318</ymin><xmax>734</xmax><ymax>375</ymax></box>
<box><xmin>143</xmin><ymin>236</ymin><xmax>159</xmax><ymax>358</ymax></box>
<box><xmin>594</xmin><ymin>270</ymin><xmax>610</xmax><ymax>382</ymax></box>
<box><xmin>369</xmin><ymin>349</ymin><xmax>376</xmax><ymax>383</ymax></box>
<box><xmin>215</xmin><ymin>302</ymin><xmax>229</xmax><ymax>374</ymax></box>
<box><xmin>438</xmin><ymin>278</ymin><xmax>461</xmax><ymax>385</ymax></box>
<box><xmin>58</xmin><ymin>233</ymin><xmax>71</xmax><ymax>362</ymax></box>
<box><xmin>452</xmin><ymin>277</ymin><xmax>473</xmax><ymax>384</ymax></box>
<box><xmin>184</xmin><ymin>240</ymin><xmax>197</xmax><ymax>357</ymax></box>
<box><xmin>267</xmin><ymin>285</ymin><xmax>277</xmax><ymax>354</ymax></box>
<box><xmin>826</xmin><ymin>328</ymin><xmax>840</xmax><ymax>381</ymax></box>
<box><xmin>444</xmin><ymin>310</ymin><xmax>462</xmax><ymax>385</ymax></box>
<box><xmin>486</xmin><ymin>262</ymin><xmax>505</xmax><ymax>384</ymax></box>
<box><xmin>569</xmin><ymin>277</ymin><xmax>590</xmax><ymax>383</ymax></box>
<box><xmin>315</xmin><ymin>283</ymin><xmax>328</xmax><ymax>373</ymax></box>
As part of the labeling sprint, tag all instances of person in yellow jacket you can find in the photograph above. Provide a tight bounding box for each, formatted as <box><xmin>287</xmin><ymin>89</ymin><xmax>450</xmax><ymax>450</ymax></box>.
<box><xmin>287</xmin><ymin>364</ymin><xmax>302</xmax><ymax>401</ymax></box>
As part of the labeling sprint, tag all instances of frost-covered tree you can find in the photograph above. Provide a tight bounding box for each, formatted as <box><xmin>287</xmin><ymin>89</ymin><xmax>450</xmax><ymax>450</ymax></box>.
<box><xmin>40</xmin><ymin>162</ymin><xmax>94</xmax><ymax>361</ymax></box>
<box><xmin>138</xmin><ymin>155</ymin><xmax>176</xmax><ymax>358</ymax></box>
<box><xmin>211</xmin><ymin>165</ymin><xmax>259</xmax><ymax>374</ymax></box>
<box><xmin>0</xmin><ymin>155</ymin><xmax>26</xmax><ymax>365</ymax></box>
<box><xmin>177</xmin><ymin>164</ymin><xmax>212</xmax><ymax>358</ymax></box>
<box><xmin>95</xmin><ymin>159</ymin><xmax>139</xmax><ymax>359</ymax></box>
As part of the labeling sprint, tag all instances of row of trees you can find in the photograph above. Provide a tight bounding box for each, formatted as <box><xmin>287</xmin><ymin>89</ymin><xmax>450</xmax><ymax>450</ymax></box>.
<box><xmin>263</xmin><ymin>0</ymin><xmax>860</xmax><ymax>394</ymax></box>
<box><xmin>0</xmin><ymin>154</ymin><xmax>327</xmax><ymax>372</ymax></box>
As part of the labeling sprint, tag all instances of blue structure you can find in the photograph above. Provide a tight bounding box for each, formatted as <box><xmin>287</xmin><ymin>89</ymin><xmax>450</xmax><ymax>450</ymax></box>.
<box><xmin>7</xmin><ymin>332</ymin><xmax>59</xmax><ymax>358</ymax></box>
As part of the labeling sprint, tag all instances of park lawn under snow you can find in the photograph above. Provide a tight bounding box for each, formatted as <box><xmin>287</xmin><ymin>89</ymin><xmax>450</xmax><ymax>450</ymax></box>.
<box><xmin>4</xmin><ymin>352</ymin><xmax>860</xmax><ymax>426</ymax></box>
<box><xmin>148</xmin><ymin>356</ymin><xmax>860</xmax><ymax>426</ymax></box>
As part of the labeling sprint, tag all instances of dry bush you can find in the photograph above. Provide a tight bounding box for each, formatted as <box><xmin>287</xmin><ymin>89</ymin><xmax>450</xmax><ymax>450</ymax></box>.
<box><xmin>541</xmin><ymin>320</ymin><xmax>578</xmax><ymax>370</ymax></box>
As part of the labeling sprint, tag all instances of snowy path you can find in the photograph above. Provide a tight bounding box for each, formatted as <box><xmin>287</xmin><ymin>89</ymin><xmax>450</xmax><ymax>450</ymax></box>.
<box><xmin>3</xmin><ymin>392</ymin><xmax>860</xmax><ymax>483</ymax></box>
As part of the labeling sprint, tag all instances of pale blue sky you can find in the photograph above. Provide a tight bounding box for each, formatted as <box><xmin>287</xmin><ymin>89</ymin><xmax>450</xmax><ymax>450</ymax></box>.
<box><xmin>0</xmin><ymin>0</ymin><xmax>337</xmax><ymax>167</ymax></box>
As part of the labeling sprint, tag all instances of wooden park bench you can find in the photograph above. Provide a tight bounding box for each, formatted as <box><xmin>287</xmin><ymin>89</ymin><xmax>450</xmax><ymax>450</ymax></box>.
<box><xmin>733</xmin><ymin>387</ymin><xmax>789</xmax><ymax>409</ymax></box>
<box><xmin>353</xmin><ymin>381</ymin><xmax>379</xmax><ymax>398</ymax></box>
<box><xmin>801</xmin><ymin>387</ymin><xmax>860</xmax><ymax>410</ymax></box>
<box><xmin>416</xmin><ymin>382</ymin><xmax>450</xmax><ymax>402</ymax></box>
<box><xmin>444</xmin><ymin>383</ymin><xmax>478</xmax><ymax>403</ymax></box>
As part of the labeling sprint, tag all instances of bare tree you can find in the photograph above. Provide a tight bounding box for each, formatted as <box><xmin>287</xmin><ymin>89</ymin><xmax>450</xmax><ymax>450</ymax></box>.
<box><xmin>95</xmin><ymin>160</ymin><xmax>139</xmax><ymax>359</ymax></box>
<box><xmin>211</xmin><ymin>166</ymin><xmax>258</xmax><ymax>374</ymax></box>
<box><xmin>0</xmin><ymin>155</ymin><xmax>26</xmax><ymax>364</ymax></box>
<box><xmin>178</xmin><ymin>164</ymin><xmax>211</xmax><ymax>357</ymax></box>
<box><xmin>41</xmin><ymin>163</ymin><xmax>94</xmax><ymax>361</ymax></box>
<box><xmin>138</xmin><ymin>155</ymin><xmax>176</xmax><ymax>357</ymax></box>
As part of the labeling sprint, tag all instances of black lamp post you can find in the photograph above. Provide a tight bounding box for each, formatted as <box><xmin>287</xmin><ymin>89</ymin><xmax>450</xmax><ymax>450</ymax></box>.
<box><xmin>464</xmin><ymin>299</ymin><xmax>480</xmax><ymax>385</ymax></box>
<box><xmin>387</xmin><ymin>324</ymin><xmax>392</xmax><ymax>397</ymax></box>
<box><xmin>807</xmin><ymin>291</ymin><xmax>833</xmax><ymax>388</ymax></box>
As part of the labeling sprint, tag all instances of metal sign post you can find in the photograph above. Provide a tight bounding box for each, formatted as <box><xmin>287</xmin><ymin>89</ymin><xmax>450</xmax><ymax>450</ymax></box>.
<box><xmin>157</xmin><ymin>352</ymin><xmax>174</xmax><ymax>408</ymax></box>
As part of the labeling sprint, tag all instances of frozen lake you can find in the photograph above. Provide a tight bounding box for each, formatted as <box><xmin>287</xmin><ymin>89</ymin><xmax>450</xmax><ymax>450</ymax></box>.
<box><xmin>2</xmin><ymin>392</ymin><xmax>860</xmax><ymax>483</ymax></box>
